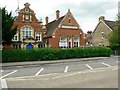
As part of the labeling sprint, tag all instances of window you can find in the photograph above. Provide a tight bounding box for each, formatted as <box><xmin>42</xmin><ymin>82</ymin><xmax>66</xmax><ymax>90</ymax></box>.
<box><xmin>74</xmin><ymin>37</ymin><xmax>79</xmax><ymax>47</ymax></box>
<box><xmin>36</xmin><ymin>31</ymin><xmax>42</xmax><ymax>41</ymax></box>
<box><xmin>68</xmin><ymin>18</ymin><xmax>71</xmax><ymax>23</ymax></box>
<box><xmin>69</xmin><ymin>38</ymin><xmax>72</xmax><ymax>48</ymax></box>
<box><xmin>59</xmin><ymin>37</ymin><xmax>67</xmax><ymax>48</ymax></box>
<box><xmin>25</xmin><ymin>15</ymin><xmax>29</xmax><ymax>20</ymax></box>
<box><xmin>12</xmin><ymin>33</ymin><xmax>18</xmax><ymax>41</ymax></box>
<box><xmin>60</xmin><ymin>38</ymin><xmax>67</xmax><ymax>43</ymax></box>
<box><xmin>21</xmin><ymin>25</ymin><xmax>33</xmax><ymax>41</ymax></box>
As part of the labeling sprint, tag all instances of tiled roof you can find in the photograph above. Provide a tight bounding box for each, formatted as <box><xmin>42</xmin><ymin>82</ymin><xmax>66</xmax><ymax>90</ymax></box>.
<box><xmin>85</xmin><ymin>34</ymin><xmax>92</xmax><ymax>42</ymax></box>
<box><xmin>93</xmin><ymin>20</ymin><xmax>116</xmax><ymax>33</ymax></box>
<box><xmin>44</xmin><ymin>16</ymin><xmax>65</xmax><ymax>38</ymax></box>
<box><xmin>104</xmin><ymin>20</ymin><xmax>116</xmax><ymax>30</ymax></box>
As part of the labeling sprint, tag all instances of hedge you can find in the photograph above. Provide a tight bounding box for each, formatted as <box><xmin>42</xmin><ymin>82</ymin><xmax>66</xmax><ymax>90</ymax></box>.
<box><xmin>2</xmin><ymin>47</ymin><xmax>112</xmax><ymax>63</ymax></box>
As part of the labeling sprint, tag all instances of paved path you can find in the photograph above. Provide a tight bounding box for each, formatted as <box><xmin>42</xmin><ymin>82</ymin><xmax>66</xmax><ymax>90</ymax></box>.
<box><xmin>1</xmin><ymin>56</ymin><xmax>118</xmax><ymax>79</ymax></box>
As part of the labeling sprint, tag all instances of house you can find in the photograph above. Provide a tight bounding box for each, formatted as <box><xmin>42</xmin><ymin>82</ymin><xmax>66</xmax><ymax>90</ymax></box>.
<box><xmin>85</xmin><ymin>31</ymin><xmax>93</xmax><ymax>47</ymax></box>
<box><xmin>92</xmin><ymin>16</ymin><xmax>116</xmax><ymax>46</ymax></box>
<box><xmin>44</xmin><ymin>9</ymin><xmax>85</xmax><ymax>48</ymax></box>
<box><xmin>12</xmin><ymin>2</ymin><xmax>46</xmax><ymax>49</ymax></box>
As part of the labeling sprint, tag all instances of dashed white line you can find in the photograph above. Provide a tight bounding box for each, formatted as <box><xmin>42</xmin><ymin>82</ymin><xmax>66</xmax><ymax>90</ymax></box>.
<box><xmin>0</xmin><ymin>70</ymin><xmax>17</xmax><ymax>79</ymax></box>
<box><xmin>1</xmin><ymin>79</ymin><xmax>8</xmax><ymax>89</ymax></box>
<box><xmin>112</xmin><ymin>68</ymin><xmax>118</xmax><ymax>70</ymax></box>
<box><xmin>116</xmin><ymin>61</ymin><xmax>119</xmax><ymax>63</ymax></box>
<box><xmin>0</xmin><ymin>70</ymin><xmax>4</xmax><ymax>72</ymax></box>
<box><xmin>102</xmin><ymin>62</ymin><xmax>111</xmax><ymax>67</ymax></box>
<box><xmin>35</xmin><ymin>68</ymin><xmax>44</xmax><ymax>76</ymax></box>
<box><xmin>85</xmin><ymin>64</ymin><xmax>93</xmax><ymax>70</ymax></box>
<box><xmin>64</xmin><ymin>66</ymin><xmax>69</xmax><ymax>73</ymax></box>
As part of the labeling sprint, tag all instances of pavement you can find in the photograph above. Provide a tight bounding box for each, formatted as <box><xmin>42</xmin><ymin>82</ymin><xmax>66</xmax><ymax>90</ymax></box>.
<box><xmin>1</xmin><ymin>56</ymin><xmax>118</xmax><ymax>67</ymax></box>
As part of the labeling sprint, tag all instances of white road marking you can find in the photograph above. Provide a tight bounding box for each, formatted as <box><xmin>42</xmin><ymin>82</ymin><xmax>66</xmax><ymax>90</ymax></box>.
<box><xmin>51</xmin><ymin>68</ymin><xmax>110</xmax><ymax>80</ymax></box>
<box><xmin>35</xmin><ymin>68</ymin><xmax>44</xmax><ymax>76</ymax></box>
<box><xmin>64</xmin><ymin>66</ymin><xmax>69</xmax><ymax>73</ymax></box>
<box><xmin>6</xmin><ymin>73</ymin><xmax>57</xmax><ymax>80</ymax></box>
<box><xmin>0</xmin><ymin>70</ymin><xmax>17</xmax><ymax>79</ymax></box>
<box><xmin>0</xmin><ymin>70</ymin><xmax>4</xmax><ymax>72</ymax></box>
<box><xmin>85</xmin><ymin>64</ymin><xmax>93</xmax><ymax>70</ymax></box>
<box><xmin>102</xmin><ymin>62</ymin><xmax>111</xmax><ymax>67</ymax></box>
<box><xmin>1</xmin><ymin>79</ymin><xmax>8</xmax><ymax>89</ymax></box>
<box><xmin>116</xmin><ymin>61</ymin><xmax>119</xmax><ymax>63</ymax></box>
<box><xmin>112</xmin><ymin>68</ymin><xmax>118</xmax><ymax>70</ymax></box>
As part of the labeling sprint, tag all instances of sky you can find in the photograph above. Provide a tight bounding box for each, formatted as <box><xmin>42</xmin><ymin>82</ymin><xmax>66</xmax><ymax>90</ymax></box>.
<box><xmin>0</xmin><ymin>0</ymin><xmax>119</xmax><ymax>33</ymax></box>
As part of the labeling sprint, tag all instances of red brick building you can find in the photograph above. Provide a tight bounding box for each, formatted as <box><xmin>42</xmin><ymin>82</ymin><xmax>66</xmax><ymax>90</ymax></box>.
<box><xmin>12</xmin><ymin>3</ymin><xmax>46</xmax><ymax>49</ymax></box>
<box><xmin>44</xmin><ymin>9</ymin><xmax>85</xmax><ymax>48</ymax></box>
<box><xmin>12</xmin><ymin>3</ymin><xmax>85</xmax><ymax>49</ymax></box>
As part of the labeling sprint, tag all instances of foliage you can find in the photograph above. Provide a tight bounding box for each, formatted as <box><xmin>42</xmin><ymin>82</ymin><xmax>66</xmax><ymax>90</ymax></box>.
<box><xmin>1</xmin><ymin>7</ymin><xmax>17</xmax><ymax>44</ymax></box>
<box><xmin>2</xmin><ymin>47</ymin><xmax>112</xmax><ymax>63</ymax></box>
<box><xmin>108</xmin><ymin>13</ymin><xmax>120</xmax><ymax>50</ymax></box>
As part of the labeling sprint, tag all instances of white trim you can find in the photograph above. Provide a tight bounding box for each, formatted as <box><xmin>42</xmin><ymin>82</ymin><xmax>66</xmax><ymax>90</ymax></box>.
<box><xmin>36</xmin><ymin>31</ymin><xmax>42</xmax><ymax>41</ymax></box>
<box><xmin>100</xmin><ymin>20</ymin><xmax>113</xmax><ymax>31</ymax></box>
<box><xmin>93</xmin><ymin>20</ymin><xmax>113</xmax><ymax>33</ymax></box>
<box><xmin>12</xmin><ymin>33</ymin><xmax>19</xmax><ymax>41</ymax></box>
<box><xmin>61</xmin><ymin>25</ymin><xmax>78</xmax><ymax>29</ymax></box>
<box><xmin>20</xmin><ymin>25</ymin><xmax>34</xmax><ymax>41</ymax></box>
<box><xmin>58</xmin><ymin>11</ymin><xmax>80</xmax><ymax>29</ymax></box>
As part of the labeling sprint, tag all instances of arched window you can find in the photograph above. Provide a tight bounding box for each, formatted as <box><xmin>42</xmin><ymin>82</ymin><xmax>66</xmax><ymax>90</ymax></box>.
<box><xmin>36</xmin><ymin>30</ymin><xmax>42</xmax><ymax>41</ymax></box>
<box><xmin>21</xmin><ymin>25</ymin><xmax>33</xmax><ymax>41</ymax></box>
<box><xmin>12</xmin><ymin>33</ymin><xmax>18</xmax><ymax>41</ymax></box>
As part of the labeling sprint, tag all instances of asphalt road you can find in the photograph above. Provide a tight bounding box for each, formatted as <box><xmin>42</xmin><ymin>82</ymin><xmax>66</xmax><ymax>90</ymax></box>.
<box><xmin>0</xmin><ymin>56</ymin><xmax>119</xmax><ymax>88</ymax></box>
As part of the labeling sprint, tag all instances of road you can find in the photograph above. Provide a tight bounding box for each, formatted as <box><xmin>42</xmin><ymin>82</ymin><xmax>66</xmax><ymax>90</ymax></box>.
<box><xmin>0</xmin><ymin>56</ymin><xmax>119</xmax><ymax>88</ymax></box>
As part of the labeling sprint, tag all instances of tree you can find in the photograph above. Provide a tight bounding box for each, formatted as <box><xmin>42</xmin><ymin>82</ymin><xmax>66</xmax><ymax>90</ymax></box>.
<box><xmin>1</xmin><ymin>7</ymin><xmax>17</xmax><ymax>49</ymax></box>
<box><xmin>109</xmin><ymin>13</ymin><xmax>120</xmax><ymax>50</ymax></box>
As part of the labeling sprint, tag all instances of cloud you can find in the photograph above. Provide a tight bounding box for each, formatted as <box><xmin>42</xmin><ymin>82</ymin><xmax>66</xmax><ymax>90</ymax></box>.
<box><xmin>54</xmin><ymin>1</ymin><xmax>117</xmax><ymax>17</ymax></box>
<box><xmin>1</xmin><ymin>0</ymin><xmax>118</xmax><ymax>32</ymax></box>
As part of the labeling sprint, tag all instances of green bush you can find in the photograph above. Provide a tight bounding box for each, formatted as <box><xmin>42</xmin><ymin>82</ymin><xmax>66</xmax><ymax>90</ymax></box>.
<box><xmin>2</xmin><ymin>47</ymin><xmax>112</xmax><ymax>63</ymax></box>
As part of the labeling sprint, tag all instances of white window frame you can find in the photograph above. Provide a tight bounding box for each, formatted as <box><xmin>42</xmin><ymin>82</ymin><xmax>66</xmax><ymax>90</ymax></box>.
<box><xmin>20</xmin><ymin>25</ymin><xmax>33</xmax><ymax>41</ymax></box>
<box><xmin>36</xmin><ymin>31</ymin><xmax>42</xmax><ymax>41</ymax></box>
<box><xmin>59</xmin><ymin>37</ymin><xmax>67</xmax><ymax>48</ymax></box>
<box><xmin>74</xmin><ymin>37</ymin><xmax>79</xmax><ymax>47</ymax></box>
<box><xmin>12</xmin><ymin>33</ymin><xmax>18</xmax><ymax>41</ymax></box>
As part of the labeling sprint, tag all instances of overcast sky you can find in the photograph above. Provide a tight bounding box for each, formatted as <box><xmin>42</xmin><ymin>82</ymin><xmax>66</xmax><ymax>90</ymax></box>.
<box><xmin>1</xmin><ymin>0</ymin><xmax>119</xmax><ymax>33</ymax></box>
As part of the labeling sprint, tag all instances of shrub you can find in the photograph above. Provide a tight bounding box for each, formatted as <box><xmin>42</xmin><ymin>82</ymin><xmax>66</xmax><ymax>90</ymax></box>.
<box><xmin>2</xmin><ymin>47</ymin><xmax>112</xmax><ymax>63</ymax></box>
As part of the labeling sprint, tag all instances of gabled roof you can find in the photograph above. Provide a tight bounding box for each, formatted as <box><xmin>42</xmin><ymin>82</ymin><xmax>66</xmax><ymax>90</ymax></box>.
<box><xmin>44</xmin><ymin>16</ymin><xmax>65</xmax><ymax>38</ymax></box>
<box><xmin>85</xmin><ymin>34</ymin><xmax>92</xmax><ymax>42</ymax></box>
<box><xmin>93</xmin><ymin>19</ymin><xmax>116</xmax><ymax>33</ymax></box>
<box><xmin>43</xmin><ymin>9</ymin><xmax>82</xmax><ymax>39</ymax></box>
<box><xmin>104</xmin><ymin>20</ymin><xmax>116</xmax><ymax>30</ymax></box>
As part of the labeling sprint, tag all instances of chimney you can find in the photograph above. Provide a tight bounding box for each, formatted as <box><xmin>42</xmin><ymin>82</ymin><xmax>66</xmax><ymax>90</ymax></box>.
<box><xmin>56</xmin><ymin>10</ymin><xmax>60</xmax><ymax>20</ymax></box>
<box><xmin>87</xmin><ymin>31</ymin><xmax>92</xmax><ymax>35</ymax></box>
<box><xmin>45</xmin><ymin>16</ymin><xmax>49</xmax><ymax>24</ymax></box>
<box><xmin>99</xmin><ymin>16</ymin><xmax>105</xmax><ymax>21</ymax></box>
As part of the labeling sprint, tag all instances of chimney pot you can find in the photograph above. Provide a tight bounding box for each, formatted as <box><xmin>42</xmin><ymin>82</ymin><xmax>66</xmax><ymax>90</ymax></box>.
<box><xmin>56</xmin><ymin>10</ymin><xmax>60</xmax><ymax>20</ymax></box>
<box><xmin>99</xmin><ymin>16</ymin><xmax>105</xmax><ymax>21</ymax></box>
<box><xmin>45</xmin><ymin>16</ymin><xmax>49</xmax><ymax>24</ymax></box>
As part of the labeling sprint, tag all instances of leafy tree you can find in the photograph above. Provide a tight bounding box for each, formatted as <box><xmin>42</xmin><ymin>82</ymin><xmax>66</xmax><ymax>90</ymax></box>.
<box><xmin>1</xmin><ymin>7</ymin><xmax>17</xmax><ymax>49</ymax></box>
<box><xmin>109</xmin><ymin>13</ymin><xmax>120</xmax><ymax>50</ymax></box>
